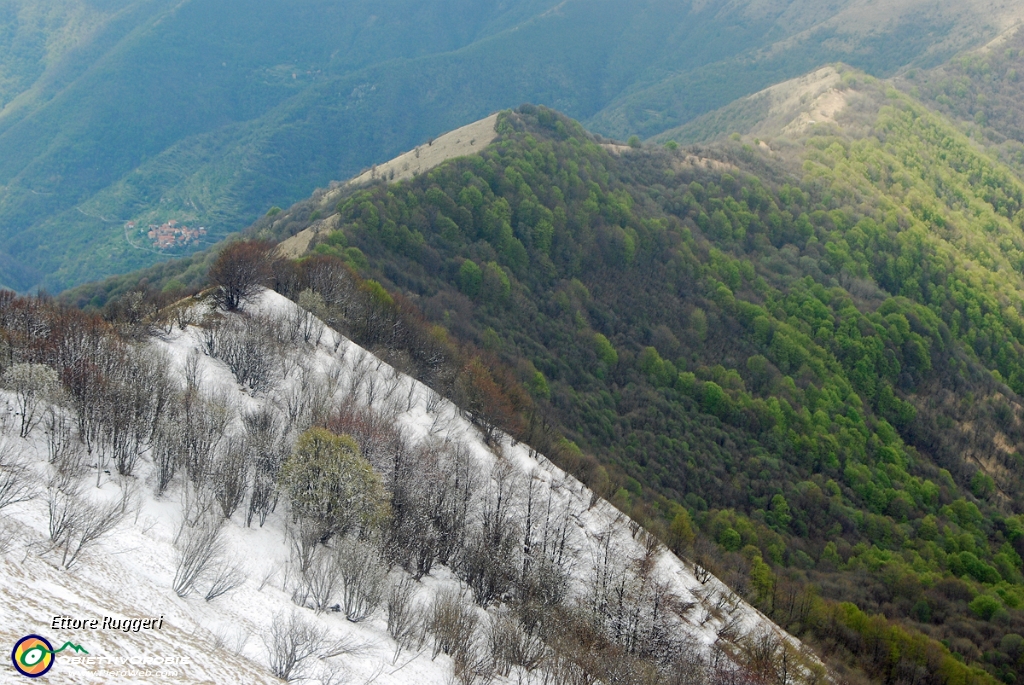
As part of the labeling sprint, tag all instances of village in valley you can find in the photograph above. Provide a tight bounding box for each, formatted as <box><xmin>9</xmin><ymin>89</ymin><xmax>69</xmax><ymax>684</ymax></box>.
<box><xmin>126</xmin><ymin>219</ymin><xmax>207</xmax><ymax>250</ymax></box>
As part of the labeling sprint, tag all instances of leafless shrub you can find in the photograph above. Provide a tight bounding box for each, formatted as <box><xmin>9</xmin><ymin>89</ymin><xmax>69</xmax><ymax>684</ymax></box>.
<box><xmin>428</xmin><ymin>586</ymin><xmax>479</xmax><ymax>661</ymax></box>
<box><xmin>0</xmin><ymin>516</ymin><xmax>19</xmax><ymax>555</ymax></box>
<box><xmin>312</xmin><ymin>660</ymin><xmax>349</xmax><ymax>685</ymax></box>
<box><xmin>666</xmin><ymin>644</ymin><xmax>712</xmax><ymax>685</ymax></box>
<box><xmin>259</xmin><ymin>563</ymin><xmax>280</xmax><ymax>592</ymax></box>
<box><xmin>364</xmin><ymin>373</ymin><xmax>380</xmax><ymax>406</ymax></box>
<box><xmin>154</xmin><ymin>301</ymin><xmax>199</xmax><ymax>335</ymax></box>
<box><xmin>204</xmin><ymin>562</ymin><xmax>247</xmax><ymax>602</ymax></box>
<box><xmin>180</xmin><ymin>390</ymin><xmax>230</xmax><ymax>487</ymax></box>
<box><xmin>151</xmin><ymin>411</ymin><xmax>183</xmax><ymax>496</ymax></box>
<box><xmin>347</xmin><ymin>349</ymin><xmax>371</xmax><ymax>398</ymax></box>
<box><xmin>263</xmin><ymin>610</ymin><xmax>351</xmax><ymax>682</ymax></box>
<box><xmin>693</xmin><ymin>559</ymin><xmax>713</xmax><ymax>584</ymax></box>
<box><xmin>386</xmin><ymin>440</ymin><xmax>476</xmax><ymax>580</ymax></box>
<box><xmin>717</xmin><ymin>612</ymin><xmax>744</xmax><ymax>642</ymax></box>
<box><xmin>517</xmin><ymin>477</ymin><xmax>576</xmax><ymax>623</ymax></box>
<box><xmin>323</xmin><ymin>360</ymin><xmax>343</xmax><ymax>396</ymax></box>
<box><xmin>457</xmin><ymin>461</ymin><xmax>521</xmax><ymax>606</ymax></box>
<box><xmin>0</xmin><ymin>444</ymin><xmax>35</xmax><ymax>511</ymax></box>
<box><xmin>289</xmin><ymin>518</ymin><xmax>323</xmax><ymax>577</ymax></box>
<box><xmin>327</xmin><ymin>399</ymin><xmax>409</xmax><ymax>477</ymax></box>
<box><xmin>73</xmin><ymin>344</ymin><xmax>174</xmax><ymax>479</ymax></box>
<box><xmin>2</xmin><ymin>362</ymin><xmax>60</xmax><ymax>438</ymax></box>
<box><xmin>584</xmin><ymin>528</ymin><xmax>682</xmax><ymax>660</ymax></box>
<box><xmin>404</xmin><ymin>380</ymin><xmax>418</xmax><ymax>412</ymax></box>
<box><xmin>301</xmin><ymin>545</ymin><xmax>341</xmax><ymax>613</ymax></box>
<box><xmin>452</xmin><ymin>644</ymin><xmax>494</xmax><ymax>685</ymax></box>
<box><xmin>293</xmin><ymin>290</ymin><xmax>327</xmax><ymax>345</ymax></box>
<box><xmin>205</xmin><ymin>314</ymin><xmax>280</xmax><ymax>393</ymax></box>
<box><xmin>184</xmin><ymin>347</ymin><xmax>203</xmax><ymax>389</ymax></box>
<box><xmin>211</xmin><ymin>624</ymin><xmax>252</xmax><ymax>657</ymax></box>
<box><xmin>278</xmin><ymin>363</ymin><xmax>334</xmax><ymax>435</ymax></box>
<box><xmin>738</xmin><ymin>628</ymin><xmax>794</xmax><ymax>685</ymax></box>
<box><xmin>281</xmin><ymin>382</ymin><xmax>308</xmax><ymax>432</ymax></box>
<box><xmin>306</xmin><ymin>376</ymin><xmax>334</xmax><ymax>428</ymax></box>
<box><xmin>425</xmin><ymin>389</ymin><xmax>443</xmax><ymax>414</ymax></box>
<box><xmin>336</xmin><ymin>536</ymin><xmax>388</xmax><ymax>622</ymax></box>
<box><xmin>43</xmin><ymin>404</ymin><xmax>76</xmax><ymax>466</ymax></box>
<box><xmin>213</xmin><ymin>439</ymin><xmax>248</xmax><ymax>520</ymax></box>
<box><xmin>488</xmin><ymin>609</ymin><xmax>546</xmax><ymax>677</ymax></box>
<box><xmin>173</xmin><ymin>515</ymin><xmax>224</xmax><ymax>597</ymax></box>
<box><xmin>179</xmin><ymin>478</ymin><xmax>217</xmax><ymax>530</ymax></box>
<box><xmin>47</xmin><ymin>481</ymin><xmax>130</xmax><ymax>569</ymax></box>
<box><xmin>243</xmin><ymin>409</ymin><xmax>287</xmax><ymax>527</ymax></box>
<box><xmin>386</xmin><ymin>576</ymin><xmax>422</xmax><ymax>662</ymax></box>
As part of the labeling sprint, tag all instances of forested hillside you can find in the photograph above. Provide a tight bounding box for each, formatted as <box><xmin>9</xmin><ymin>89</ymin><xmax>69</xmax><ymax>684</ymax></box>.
<box><xmin>133</xmin><ymin>88</ymin><xmax>1024</xmax><ymax>685</ymax></box>
<box><xmin>49</xmin><ymin>23</ymin><xmax>1024</xmax><ymax>682</ymax></box>
<box><xmin>1</xmin><ymin>0</ymin><xmax>1020</xmax><ymax>292</ymax></box>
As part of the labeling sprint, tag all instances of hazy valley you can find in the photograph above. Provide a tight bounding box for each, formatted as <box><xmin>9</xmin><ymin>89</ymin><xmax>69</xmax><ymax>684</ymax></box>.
<box><xmin>5</xmin><ymin>3</ymin><xmax>1024</xmax><ymax>685</ymax></box>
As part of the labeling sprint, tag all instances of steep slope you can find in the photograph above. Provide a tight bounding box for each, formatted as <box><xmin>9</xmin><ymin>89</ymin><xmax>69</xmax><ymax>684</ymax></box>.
<box><xmin>1</xmin><ymin>0</ymin><xmax>1022</xmax><ymax>292</ymax></box>
<box><xmin>895</xmin><ymin>27</ymin><xmax>1024</xmax><ymax>179</ymax></box>
<box><xmin>206</xmin><ymin>95</ymin><xmax>1024</xmax><ymax>684</ymax></box>
<box><xmin>0</xmin><ymin>289</ymin><xmax>819</xmax><ymax>684</ymax></box>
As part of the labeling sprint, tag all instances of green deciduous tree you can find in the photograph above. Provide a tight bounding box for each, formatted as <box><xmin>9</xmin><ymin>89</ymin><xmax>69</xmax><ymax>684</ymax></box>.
<box><xmin>280</xmin><ymin>428</ymin><xmax>388</xmax><ymax>543</ymax></box>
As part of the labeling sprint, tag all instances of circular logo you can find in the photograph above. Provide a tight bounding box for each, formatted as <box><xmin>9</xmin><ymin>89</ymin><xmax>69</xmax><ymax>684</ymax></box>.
<box><xmin>11</xmin><ymin>635</ymin><xmax>54</xmax><ymax>678</ymax></box>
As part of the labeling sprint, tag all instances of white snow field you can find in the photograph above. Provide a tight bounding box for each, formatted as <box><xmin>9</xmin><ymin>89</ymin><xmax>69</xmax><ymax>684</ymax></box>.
<box><xmin>0</xmin><ymin>290</ymin><xmax>820</xmax><ymax>684</ymax></box>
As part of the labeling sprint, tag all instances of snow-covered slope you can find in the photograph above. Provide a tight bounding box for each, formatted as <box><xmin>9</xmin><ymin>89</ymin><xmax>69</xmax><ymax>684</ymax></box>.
<box><xmin>0</xmin><ymin>290</ymin><xmax>820</xmax><ymax>683</ymax></box>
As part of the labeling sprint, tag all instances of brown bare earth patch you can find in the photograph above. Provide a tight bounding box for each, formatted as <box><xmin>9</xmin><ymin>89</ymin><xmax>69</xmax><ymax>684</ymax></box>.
<box><xmin>278</xmin><ymin>114</ymin><xmax>500</xmax><ymax>259</ymax></box>
<box><xmin>275</xmin><ymin>214</ymin><xmax>341</xmax><ymax>259</ymax></box>
<box><xmin>330</xmin><ymin>113</ymin><xmax>499</xmax><ymax>200</ymax></box>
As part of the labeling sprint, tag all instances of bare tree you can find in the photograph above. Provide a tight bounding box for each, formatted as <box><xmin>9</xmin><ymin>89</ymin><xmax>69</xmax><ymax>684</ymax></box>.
<box><xmin>518</xmin><ymin>475</ymin><xmax>576</xmax><ymax>622</ymax></box>
<box><xmin>458</xmin><ymin>460</ymin><xmax>521</xmax><ymax>606</ymax></box>
<box><xmin>739</xmin><ymin>628</ymin><xmax>793</xmax><ymax>685</ymax></box>
<box><xmin>386</xmin><ymin>576</ymin><xmax>422</xmax><ymax>662</ymax></box>
<box><xmin>0</xmin><ymin>516</ymin><xmax>18</xmax><ymax>555</ymax></box>
<box><xmin>173</xmin><ymin>514</ymin><xmax>224</xmax><ymax>597</ymax></box>
<box><xmin>488</xmin><ymin>609</ymin><xmax>546</xmax><ymax>678</ymax></box>
<box><xmin>209</xmin><ymin>240</ymin><xmax>275</xmax><ymax>312</ymax></box>
<box><xmin>0</xmin><ymin>443</ymin><xmax>35</xmax><ymax>511</ymax></box>
<box><xmin>336</xmin><ymin>536</ymin><xmax>388</xmax><ymax>622</ymax></box>
<box><xmin>151</xmin><ymin>406</ymin><xmax>184</xmax><ymax>496</ymax></box>
<box><xmin>47</xmin><ymin>481</ymin><xmax>130</xmax><ymax>569</ymax></box>
<box><xmin>3</xmin><ymin>362</ymin><xmax>59</xmax><ymax>438</ymax></box>
<box><xmin>428</xmin><ymin>586</ymin><xmax>480</xmax><ymax>661</ymax></box>
<box><xmin>43</xmin><ymin>403</ymin><xmax>76</xmax><ymax>467</ymax></box>
<box><xmin>204</xmin><ymin>562</ymin><xmax>247</xmax><ymax>602</ymax></box>
<box><xmin>180</xmin><ymin>390</ymin><xmax>230</xmax><ymax>487</ymax></box>
<box><xmin>385</xmin><ymin>439</ymin><xmax>477</xmax><ymax>580</ymax></box>
<box><xmin>289</xmin><ymin>518</ymin><xmax>324</xmax><ymax>577</ymax></box>
<box><xmin>243</xmin><ymin>408</ymin><xmax>287</xmax><ymax>527</ymax></box>
<box><xmin>206</xmin><ymin>315</ymin><xmax>278</xmax><ymax>393</ymax></box>
<box><xmin>302</xmin><ymin>255</ymin><xmax>358</xmax><ymax>318</ymax></box>
<box><xmin>103</xmin><ymin>345</ymin><xmax>173</xmax><ymax>477</ymax></box>
<box><xmin>300</xmin><ymin>545</ymin><xmax>341</xmax><ymax>614</ymax></box>
<box><xmin>263</xmin><ymin>610</ymin><xmax>350</xmax><ymax>682</ymax></box>
<box><xmin>293</xmin><ymin>290</ymin><xmax>327</xmax><ymax>345</ymax></box>
<box><xmin>213</xmin><ymin>439</ymin><xmax>248</xmax><ymax>520</ymax></box>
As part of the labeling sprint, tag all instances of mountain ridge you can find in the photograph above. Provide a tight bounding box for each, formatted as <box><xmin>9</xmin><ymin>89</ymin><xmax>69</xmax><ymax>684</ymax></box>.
<box><xmin>2</xmin><ymin>0</ymin><xmax>1022</xmax><ymax>292</ymax></box>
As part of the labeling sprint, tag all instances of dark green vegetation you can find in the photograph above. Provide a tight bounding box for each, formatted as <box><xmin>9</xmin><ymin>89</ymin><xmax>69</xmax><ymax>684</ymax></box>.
<box><xmin>0</xmin><ymin>0</ymin><xmax>1015</xmax><ymax>292</ymax></box>
<box><xmin>900</xmin><ymin>35</ymin><xmax>1024</xmax><ymax>180</ymax></box>
<box><xmin>188</xmin><ymin>89</ymin><xmax>1024</xmax><ymax>685</ymax></box>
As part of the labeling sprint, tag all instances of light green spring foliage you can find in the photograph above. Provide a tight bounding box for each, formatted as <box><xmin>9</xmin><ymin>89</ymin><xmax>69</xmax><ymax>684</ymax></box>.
<box><xmin>593</xmin><ymin>332</ymin><xmax>618</xmax><ymax>366</ymax></box>
<box><xmin>280</xmin><ymin>428</ymin><xmax>388</xmax><ymax>539</ymax></box>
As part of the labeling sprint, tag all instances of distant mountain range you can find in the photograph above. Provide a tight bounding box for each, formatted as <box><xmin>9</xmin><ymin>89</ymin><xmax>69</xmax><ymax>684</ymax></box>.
<box><xmin>2</xmin><ymin>0</ymin><xmax>1022</xmax><ymax>292</ymax></box>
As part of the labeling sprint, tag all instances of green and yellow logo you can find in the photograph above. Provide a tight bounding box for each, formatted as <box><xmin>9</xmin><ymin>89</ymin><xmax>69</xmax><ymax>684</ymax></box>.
<box><xmin>11</xmin><ymin>635</ymin><xmax>87</xmax><ymax>678</ymax></box>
